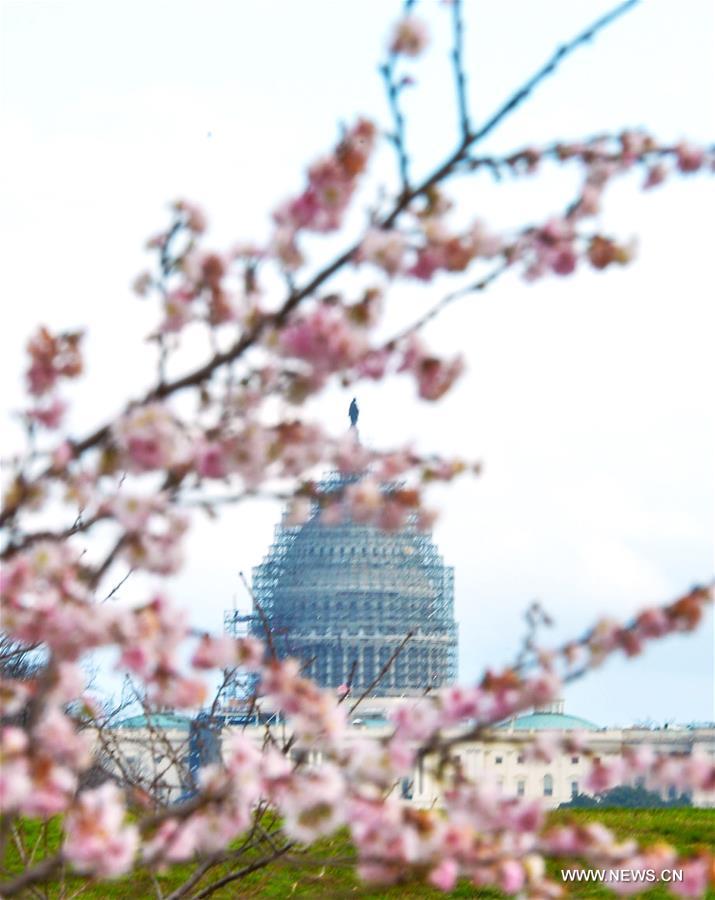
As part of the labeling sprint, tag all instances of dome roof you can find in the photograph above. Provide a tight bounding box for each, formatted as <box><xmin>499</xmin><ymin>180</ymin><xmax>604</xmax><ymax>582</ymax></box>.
<box><xmin>249</xmin><ymin>471</ymin><xmax>457</xmax><ymax>696</ymax></box>
<box><xmin>500</xmin><ymin>711</ymin><xmax>599</xmax><ymax>731</ymax></box>
<box><xmin>117</xmin><ymin>713</ymin><xmax>191</xmax><ymax>731</ymax></box>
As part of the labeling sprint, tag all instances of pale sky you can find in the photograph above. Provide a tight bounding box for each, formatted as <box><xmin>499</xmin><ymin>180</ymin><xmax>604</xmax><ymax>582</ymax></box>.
<box><xmin>1</xmin><ymin>0</ymin><xmax>713</xmax><ymax>724</ymax></box>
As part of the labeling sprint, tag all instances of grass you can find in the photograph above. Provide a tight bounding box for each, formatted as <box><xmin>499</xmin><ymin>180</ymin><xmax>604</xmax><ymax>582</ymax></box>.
<box><xmin>2</xmin><ymin>808</ymin><xmax>713</xmax><ymax>898</ymax></box>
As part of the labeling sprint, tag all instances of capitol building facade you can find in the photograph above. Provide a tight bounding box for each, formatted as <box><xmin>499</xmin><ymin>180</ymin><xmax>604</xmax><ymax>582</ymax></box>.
<box><xmin>226</xmin><ymin>470</ymin><xmax>457</xmax><ymax>697</ymax></box>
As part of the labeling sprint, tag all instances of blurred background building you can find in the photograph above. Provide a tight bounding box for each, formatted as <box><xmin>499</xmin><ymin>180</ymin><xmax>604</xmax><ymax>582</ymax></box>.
<box><xmin>225</xmin><ymin>471</ymin><xmax>457</xmax><ymax>698</ymax></box>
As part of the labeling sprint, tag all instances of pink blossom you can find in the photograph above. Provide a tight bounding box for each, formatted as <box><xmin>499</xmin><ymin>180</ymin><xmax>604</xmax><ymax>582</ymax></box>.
<box><xmin>123</xmin><ymin>522</ymin><xmax>187</xmax><ymax>575</ymax></box>
<box><xmin>438</xmin><ymin>684</ymin><xmax>484</xmax><ymax>724</ymax></box>
<box><xmin>64</xmin><ymin>784</ymin><xmax>138</xmax><ymax>877</ymax></box>
<box><xmin>279</xmin><ymin>304</ymin><xmax>369</xmax><ymax>374</ymax></box>
<box><xmin>522</xmin><ymin>671</ymin><xmax>561</xmax><ymax>706</ymax></box>
<box><xmin>391</xmin><ymin>700</ymin><xmax>440</xmax><ymax>742</ymax></box>
<box><xmin>389</xmin><ymin>15</ymin><xmax>430</xmax><ymax>56</ymax></box>
<box><xmin>377</xmin><ymin>499</ymin><xmax>408</xmax><ymax>531</ymax></box>
<box><xmin>161</xmin><ymin>287</ymin><xmax>194</xmax><ymax>332</ymax></box>
<box><xmin>344</xmin><ymin>477</ymin><xmax>382</xmax><ymax>523</ymax></box>
<box><xmin>271</xmin><ymin>224</ymin><xmax>304</xmax><ymax>270</ymax></box>
<box><xmin>428</xmin><ymin>858</ymin><xmax>459</xmax><ymax>891</ymax></box>
<box><xmin>331</xmin><ymin>434</ymin><xmax>370</xmax><ymax>478</ymax></box>
<box><xmin>675</xmin><ymin>142</ymin><xmax>705</xmax><ymax>173</ymax></box>
<box><xmin>356</xmin><ymin>228</ymin><xmax>407</xmax><ymax>276</ymax></box>
<box><xmin>466</xmin><ymin>220</ymin><xmax>504</xmax><ymax>258</ymax></box>
<box><xmin>0</xmin><ymin>679</ymin><xmax>31</xmax><ymax>717</ymax></box>
<box><xmin>34</xmin><ymin>708</ymin><xmax>93</xmax><ymax>768</ymax></box>
<box><xmin>142</xmin><ymin>818</ymin><xmax>199</xmax><ymax>864</ymax></box>
<box><xmin>577</xmin><ymin>183</ymin><xmax>602</xmax><ymax>216</ymax></box>
<box><xmin>672</xmin><ymin>858</ymin><xmax>709</xmax><ymax>897</ymax></box>
<box><xmin>409</xmin><ymin>245</ymin><xmax>445</xmax><ymax>280</ymax></box>
<box><xmin>551</xmin><ymin>244</ymin><xmax>578</xmax><ymax>275</ymax></box>
<box><xmin>498</xmin><ymin>859</ymin><xmax>525</xmax><ymax>894</ymax></box>
<box><xmin>111</xmin><ymin>493</ymin><xmax>161</xmax><ymax>532</ymax></box>
<box><xmin>280</xmin><ymin>765</ymin><xmax>346</xmax><ymax>843</ymax></box>
<box><xmin>49</xmin><ymin>661</ymin><xmax>86</xmax><ymax>704</ymax></box>
<box><xmin>236</xmin><ymin>636</ymin><xmax>265</xmax><ymax>671</ymax></box>
<box><xmin>416</xmin><ymin>355</ymin><xmax>465</xmax><ymax>401</ymax></box>
<box><xmin>195</xmin><ymin>440</ymin><xmax>229</xmax><ymax>478</ymax></box>
<box><xmin>643</xmin><ymin>162</ymin><xmax>667</xmax><ymax>189</ymax></box>
<box><xmin>273</xmin><ymin>119</ymin><xmax>375</xmax><ymax>235</ymax></box>
<box><xmin>284</xmin><ymin>496</ymin><xmax>313</xmax><ymax>526</ymax></box>
<box><xmin>25</xmin><ymin>327</ymin><xmax>83</xmax><ymax>396</ymax></box>
<box><xmin>387</xmin><ymin>738</ymin><xmax>415</xmax><ymax>775</ymax></box>
<box><xmin>192</xmin><ymin>634</ymin><xmax>239</xmax><ymax>669</ymax></box>
<box><xmin>51</xmin><ymin>440</ymin><xmax>73</xmax><ymax>469</ymax></box>
<box><xmin>0</xmin><ymin>728</ymin><xmax>31</xmax><ymax>810</ymax></box>
<box><xmin>132</xmin><ymin>270</ymin><xmax>153</xmax><ymax>296</ymax></box>
<box><xmin>586</xmin><ymin>757</ymin><xmax>627</xmax><ymax>793</ymax></box>
<box><xmin>28</xmin><ymin>396</ymin><xmax>66</xmax><ymax>429</ymax></box>
<box><xmin>113</xmin><ymin>403</ymin><xmax>191</xmax><ymax>472</ymax></box>
<box><xmin>635</xmin><ymin>607</ymin><xmax>670</xmax><ymax>637</ymax></box>
<box><xmin>23</xmin><ymin>758</ymin><xmax>77</xmax><ymax>817</ymax></box>
<box><xmin>152</xmin><ymin>673</ymin><xmax>207</xmax><ymax>709</ymax></box>
<box><xmin>174</xmin><ymin>198</ymin><xmax>207</xmax><ymax>233</ymax></box>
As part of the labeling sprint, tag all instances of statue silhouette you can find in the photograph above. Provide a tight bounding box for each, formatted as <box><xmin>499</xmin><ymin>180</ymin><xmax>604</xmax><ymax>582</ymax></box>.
<box><xmin>348</xmin><ymin>398</ymin><xmax>359</xmax><ymax>428</ymax></box>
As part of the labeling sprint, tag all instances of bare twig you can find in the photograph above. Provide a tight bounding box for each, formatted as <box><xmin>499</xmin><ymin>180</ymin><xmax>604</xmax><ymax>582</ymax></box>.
<box><xmin>451</xmin><ymin>0</ymin><xmax>471</xmax><ymax>140</ymax></box>
<box><xmin>0</xmin><ymin>853</ymin><xmax>63</xmax><ymax>897</ymax></box>
<box><xmin>349</xmin><ymin>631</ymin><xmax>414</xmax><ymax>715</ymax></box>
<box><xmin>187</xmin><ymin>842</ymin><xmax>294</xmax><ymax>900</ymax></box>
<box><xmin>381</xmin><ymin>57</ymin><xmax>411</xmax><ymax>197</ymax></box>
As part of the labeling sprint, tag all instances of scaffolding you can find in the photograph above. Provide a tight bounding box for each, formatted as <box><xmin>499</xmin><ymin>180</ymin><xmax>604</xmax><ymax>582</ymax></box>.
<box><xmin>227</xmin><ymin>472</ymin><xmax>458</xmax><ymax>697</ymax></box>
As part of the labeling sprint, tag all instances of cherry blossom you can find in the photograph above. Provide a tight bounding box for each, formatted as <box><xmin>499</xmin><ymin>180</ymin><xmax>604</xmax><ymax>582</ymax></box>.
<box><xmin>64</xmin><ymin>783</ymin><xmax>139</xmax><ymax>877</ymax></box>
<box><xmin>389</xmin><ymin>15</ymin><xmax>430</xmax><ymax>57</ymax></box>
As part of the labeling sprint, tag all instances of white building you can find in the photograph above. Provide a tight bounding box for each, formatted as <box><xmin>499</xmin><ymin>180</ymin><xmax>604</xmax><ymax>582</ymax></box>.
<box><xmin>102</xmin><ymin>702</ymin><xmax>715</xmax><ymax>810</ymax></box>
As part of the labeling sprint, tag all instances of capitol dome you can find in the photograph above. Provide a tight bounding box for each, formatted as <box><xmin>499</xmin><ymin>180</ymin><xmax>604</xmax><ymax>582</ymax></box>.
<box><xmin>499</xmin><ymin>700</ymin><xmax>599</xmax><ymax>732</ymax></box>
<box><xmin>245</xmin><ymin>470</ymin><xmax>457</xmax><ymax>697</ymax></box>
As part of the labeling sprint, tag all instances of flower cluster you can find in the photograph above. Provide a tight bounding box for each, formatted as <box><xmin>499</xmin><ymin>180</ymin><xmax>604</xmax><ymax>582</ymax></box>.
<box><xmin>389</xmin><ymin>15</ymin><xmax>430</xmax><ymax>57</ymax></box>
<box><xmin>271</xmin><ymin>118</ymin><xmax>376</xmax><ymax>269</ymax></box>
<box><xmin>112</xmin><ymin>403</ymin><xmax>192</xmax><ymax>473</ymax></box>
<box><xmin>23</xmin><ymin>326</ymin><xmax>83</xmax><ymax>432</ymax></box>
<box><xmin>64</xmin><ymin>784</ymin><xmax>139</xmax><ymax>878</ymax></box>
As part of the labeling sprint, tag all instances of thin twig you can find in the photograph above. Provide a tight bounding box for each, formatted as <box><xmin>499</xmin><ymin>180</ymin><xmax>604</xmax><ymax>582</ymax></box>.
<box><xmin>349</xmin><ymin>630</ymin><xmax>414</xmax><ymax>715</ymax></box>
<box><xmin>381</xmin><ymin>57</ymin><xmax>411</xmax><ymax>196</ymax></box>
<box><xmin>385</xmin><ymin>260</ymin><xmax>508</xmax><ymax>348</ymax></box>
<box><xmin>188</xmin><ymin>843</ymin><xmax>294</xmax><ymax>900</ymax></box>
<box><xmin>451</xmin><ymin>0</ymin><xmax>471</xmax><ymax>140</ymax></box>
<box><xmin>102</xmin><ymin>566</ymin><xmax>134</xmax><ymax>602</ymax></box>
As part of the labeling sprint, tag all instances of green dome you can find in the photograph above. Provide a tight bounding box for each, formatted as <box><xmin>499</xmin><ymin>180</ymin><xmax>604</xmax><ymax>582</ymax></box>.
<box><xmin>117</xmin><ymin>713</ymin><xmax>191</xmax><ymax>731</ymax></box>
<box><xmin>500</xmin><ymin>711</ymin><xmax>599</xmax><ymax>731</ymax></box>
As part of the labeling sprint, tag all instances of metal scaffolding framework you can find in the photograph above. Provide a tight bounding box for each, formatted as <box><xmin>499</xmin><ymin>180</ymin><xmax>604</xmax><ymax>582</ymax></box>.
<box><xmin>226</xmin><ymin>472</ymin><xmax>457</xmax><ymax>697</ymax></box>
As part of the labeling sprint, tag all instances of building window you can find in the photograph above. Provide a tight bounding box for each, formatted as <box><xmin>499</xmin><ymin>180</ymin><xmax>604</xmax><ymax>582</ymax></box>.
<box><xmin>517</xmin><ymin>754</ymin><xmax>525</xmax><ymax>764</ymax></box>
<box><xmin>571</xmin><ymin>781</ymin><xmax>579</xmax><ymax>797</ymax></box>
<box><xmin>517</xmin><ymin>780</ymin><xmax>525</xmax><ymax>797</ymax></box>
<box><xmin>571</xmin><ymin>755</ymin><xmax>579</xmax><ymax>764</ymax></box>
<box><xmin>495</xmin><ymin>756</ymin><xmax>503</xmax><ymax>765</ymax></box>
<box><xmin>543</xmin><ymin>774</ymin><xmax>553</xmax><ymax>797</ymax></box>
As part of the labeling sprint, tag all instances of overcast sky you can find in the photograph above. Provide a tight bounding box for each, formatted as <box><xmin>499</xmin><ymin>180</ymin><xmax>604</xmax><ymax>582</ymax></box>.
<box><xmin>1</xmin><ymin>0</ymin><xmax>713</xmax><ymax>725</ymax></box>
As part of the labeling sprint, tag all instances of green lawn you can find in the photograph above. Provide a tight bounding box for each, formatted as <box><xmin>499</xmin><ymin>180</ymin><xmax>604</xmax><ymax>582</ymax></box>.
<box><xmin>3</xmin><ymin>808</ymin><xmax>713</xmax><ymax>898</ymax></box>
